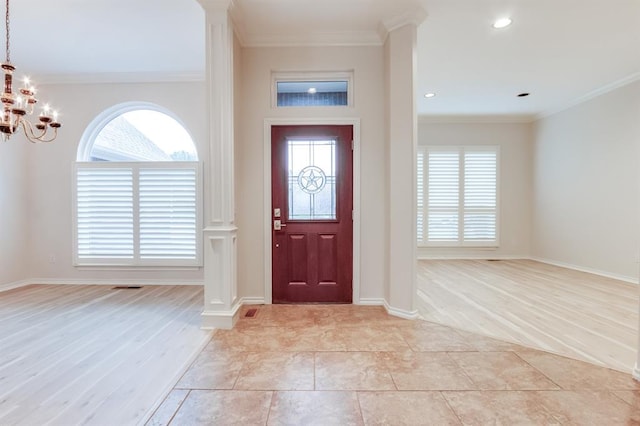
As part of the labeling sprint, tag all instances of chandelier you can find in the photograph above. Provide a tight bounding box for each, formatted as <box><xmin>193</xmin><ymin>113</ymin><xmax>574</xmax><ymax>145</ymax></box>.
<box><xmin>0</xmin><ymin>0</ymin><xmax>61</xmax><ymax>143</ymax></box>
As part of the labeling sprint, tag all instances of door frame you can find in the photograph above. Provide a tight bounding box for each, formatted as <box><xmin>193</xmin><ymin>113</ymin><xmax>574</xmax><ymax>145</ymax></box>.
<box><xmin>263</xmin><ymin>118</ymin><xmax>361</xmax><ymax>304</ymax></box>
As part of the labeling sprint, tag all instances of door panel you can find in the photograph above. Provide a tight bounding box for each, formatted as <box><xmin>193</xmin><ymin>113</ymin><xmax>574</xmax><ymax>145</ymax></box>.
<box><xmin>288</xmin><ymin>234</ymin><xmax>308</xmax><ymax>285</ymax></box>
<box><xmin>272</xmin><ymin>125</ymin><xmax>353</xmax><ymax>303</ymax></box>
<box><xmin>317</xmin><ymin>234</ymin><xmax>338</xmax><ymax>285</ymax></box>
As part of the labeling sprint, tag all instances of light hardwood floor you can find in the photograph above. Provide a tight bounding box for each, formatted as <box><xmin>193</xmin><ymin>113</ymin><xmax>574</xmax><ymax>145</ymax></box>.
<box><xmin>0</xmin><ymin>284</ymin><xmax>212</xmax><ymax>426</ymax></box>
<box><xmin>416</xmin><ymin>259</ymin><xmax>639</xmax><ymax>373</ymax></box>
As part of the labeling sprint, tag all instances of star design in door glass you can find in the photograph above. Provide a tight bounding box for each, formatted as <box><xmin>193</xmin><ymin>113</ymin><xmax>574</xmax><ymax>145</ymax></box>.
<box><xmin>297</xmin><ymin>166</ymin><xmax>326</xmax><ymax>194</ymax></box>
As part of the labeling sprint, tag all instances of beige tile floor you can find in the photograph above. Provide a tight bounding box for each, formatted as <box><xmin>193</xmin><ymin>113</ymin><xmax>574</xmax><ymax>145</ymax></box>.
<box><xmin>147</xmin><ymin>305</ymin><xmax>640</xmax><ymax>425</ymax></box>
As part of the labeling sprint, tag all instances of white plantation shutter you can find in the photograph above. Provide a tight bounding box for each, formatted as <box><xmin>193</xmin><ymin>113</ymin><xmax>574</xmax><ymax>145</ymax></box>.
<box><xmin>416</xmin><ymin>149</ymin><xmax>425</xmax><ymax>243</ymax></box>
<box><xmin>76</xmin><ymin>168</ymin><xmax>134</xmax><ymax>259</ymax></box>
<box><xmin>464</xmin><ymin>151</ymin><xmax>497</xmax><ymax>241</ymax></box>
<box><xmin>418</xmin><ymin>146</ymin><xmax>499</xmax><ymax>246</ymax></box>
<box><xmin>74</xmin><ymin>162</ymin><xmax>201</xmax><ymax>266</ymax></box>
<box><xmin>426</xmin><ymin>150</ymin><xmax>460</xmax><ymax>242</ymax></box>
<box><xmin>139</xmin><ymin>168</ymin><xmax>197</xmax><ymax>260</ymax></box>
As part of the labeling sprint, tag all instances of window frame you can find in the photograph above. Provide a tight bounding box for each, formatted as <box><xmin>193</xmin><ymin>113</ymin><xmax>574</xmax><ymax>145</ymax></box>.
<box><xmin>417</xmin><ymin>145</ymin><xmax>500</xmax><ymax>248</ymax></box>
<box><xmin>75</xmin><ymin>102</ymin><xmax>202</xmax><ymax>269</ymax></box>
<box><xmin>73</xmin><ymin>161</ymin><xmax>203</xmax><ymax>268</ymax></box>
<box><xmin>271</xmin><ymin>71</ymin><xmax>354</xmax><ymax>109</ymax></box>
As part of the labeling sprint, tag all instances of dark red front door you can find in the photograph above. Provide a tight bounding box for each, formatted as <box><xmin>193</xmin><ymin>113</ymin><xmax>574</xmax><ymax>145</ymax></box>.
<box><xmin>271</xmin><ymin>125</ymin><xmax>353</xmax><ymax>303</ymax></box>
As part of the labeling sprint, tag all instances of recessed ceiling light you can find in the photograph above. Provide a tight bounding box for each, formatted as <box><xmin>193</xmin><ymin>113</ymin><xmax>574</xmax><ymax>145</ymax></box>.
<box><xmin>424</xmin><ymin>93</ymin><xmax>436</xmax><ymax>98</ymax></box>
<box><xmin>493</xmin><ymin>18</ymin><xmax>512</xmax><ymax>29</ymax></box>
<box><xmin>307</xmin><ymin>87</ymin><xmax>317</xmax><ymax>94</ymax></box>
<box><xmin>517</xmin><ymin>92</ymin><xmax>530</xmax><ymax>97</ymax></box>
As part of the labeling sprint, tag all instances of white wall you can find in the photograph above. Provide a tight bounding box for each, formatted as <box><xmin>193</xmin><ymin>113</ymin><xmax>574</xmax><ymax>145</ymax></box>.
<box><xmin>0</xmin><ymin>137</ymin><xmax>29</xmax><ymax>288</ymax></box>
<box><xmin>531</xmin><ymin>80</ymin><xmax>640</xmax><ymax>282</ymax></box>
<box><xmin>236</xmin><ymin>45</ymin><xmax>387</xmax><ymax>301</ymax></box>
<box><xmin>418</xmin><ymin>120</ymin><xmax>533</xmax><ymax>259</ymax></box>
<box><xmin>26</xmin><ymin>81</ymin><xmax>207</xmax><ymax>283</ymax></box>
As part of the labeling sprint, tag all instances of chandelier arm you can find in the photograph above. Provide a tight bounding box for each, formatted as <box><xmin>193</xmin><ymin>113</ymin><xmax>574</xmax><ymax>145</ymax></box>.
<box><xmin>19</xmin><ymin>119</ymin><xmax>56</xmax><ymax>143</ymax></box>
<box><xmin>37</xmin><ymin>127</ymin><xmax>58</xmax><ymax>143</ymax></box>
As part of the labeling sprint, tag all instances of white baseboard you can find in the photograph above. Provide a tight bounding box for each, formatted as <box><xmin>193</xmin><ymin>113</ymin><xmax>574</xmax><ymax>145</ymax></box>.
<box><xmin>25</xmin><ymin>278</ymin><xmax>204</xmax><ymax>286</ymax></box>
<box><xmin>634</xmin><ymin>363</ymin><xmax>640</xmax><ymax>382</ymax></box>
<box><xmin>0</xmin><ymin>279</ymin><xmax>31</xmax><ymax>293</ymax></box>
<box><xmin>418</xmin><ymin>255</ymin><xmax>638</xmax><ymax>285</ymax></box>
<box><xmin>241</xmin><ymin>297</ymin><xmax>266</xmax><ymax>305</ymax></box>
<box><xmin>253</xmin><ymin>296</ymin><xmax>419</xmax><ymax>320</ymax></box>
<box><xmin>356</xmin><ymin>298</ymin><xmax>386</xmax><ymax>306</ymax></box>
<box><xmin>530</xmin><ymin>257</ymin><xmax>638</xmax><ymax>285</ymax></box>
<box><xmin>418</xmin><ymin>254</ymin><xmax>529</xmax><ymax>260</ymax></box>
<box><xmin>383</xmin><ymin>300</ymin><xmax>420</xmax><ymax>320</ymax></box>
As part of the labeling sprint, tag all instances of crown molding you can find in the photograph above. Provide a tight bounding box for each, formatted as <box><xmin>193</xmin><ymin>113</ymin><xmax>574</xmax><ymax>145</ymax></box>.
<box><xmin>234</xmin><ymin>31</ymin><xmax>384</xmax><ymax>48</ymax></box>
<box><xmin>35</xmin><ymin>72</ymin><xmax>205</xmax><ymax>85</ymax></box>
<box><xmin>418</xmin><ymin>114</ymin><xmax>536</xmax><ymax>124</ymax></box>
<box><xmin>379</xmin><ymin>6</ymin><xmax>428</xmax><ymax>42</ymax></box>
<box><xmin>537</xmin><ymin>71</ymin><xmax>640</xmax><ymax>120</ymax></box>
<box><xmin>230</xmin><ymin>2</ymin><xmax>427</xmax><ymax>47</ymax></box>
<box><xmin>228</xmin><ymin>0</ymin><xmax>247</xmax><ymax>45</ymax></box>
<box><xmin>196</xmin><ymin>0</ymin><xmax>233</xmax><ymax>13</ymax></box>
<box><xmin>229</xmin><ymin>0</ymin><xmax>382</xmax><ymax>47</ymax></box>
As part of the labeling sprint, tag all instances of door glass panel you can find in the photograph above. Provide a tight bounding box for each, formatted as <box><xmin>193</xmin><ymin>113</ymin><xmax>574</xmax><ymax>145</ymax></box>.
<box><xmin>287</xmin><ymin>139</ymin><xmax>337</xmax><ymax>220</ymax></box>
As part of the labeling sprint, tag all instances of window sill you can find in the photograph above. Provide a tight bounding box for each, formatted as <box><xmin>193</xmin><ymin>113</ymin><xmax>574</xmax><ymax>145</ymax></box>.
<box><xmin>74</xmin><ymin>265</ymin><xmax>202</xmax><ymax>272</ymax></box>
<box><xmin>418</xmin><ymin>245</ymin><xmax>500</xmax><ymax>249</ymax></box>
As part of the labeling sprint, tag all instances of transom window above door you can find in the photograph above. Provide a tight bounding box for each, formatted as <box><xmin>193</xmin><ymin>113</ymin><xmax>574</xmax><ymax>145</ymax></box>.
<box><xmin>272</xmin><ymin>71</ymin><xmax>353</xmax><ymax>108</ymax></box>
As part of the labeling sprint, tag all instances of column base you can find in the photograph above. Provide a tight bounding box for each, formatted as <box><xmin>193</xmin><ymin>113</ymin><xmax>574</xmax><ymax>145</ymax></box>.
<box><xmin>201</xmin><ymin>303</ymin><xmax>241</xmax><ymax>330</ymax></box>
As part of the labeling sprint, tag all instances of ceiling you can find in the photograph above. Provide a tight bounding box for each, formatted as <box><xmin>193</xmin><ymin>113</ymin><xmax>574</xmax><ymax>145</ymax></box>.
<box><xmin>9</xmin><ymin>0</ymin><xmax>640</xmax><ymax>119</ymax></box>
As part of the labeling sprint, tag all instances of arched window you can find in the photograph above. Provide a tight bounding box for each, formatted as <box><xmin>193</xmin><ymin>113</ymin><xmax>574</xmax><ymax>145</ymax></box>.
<box><xmin>74</xmin><ymin>103</ymin><xmax>202</xmax><ymax>267</ymax></box>
<box><xmin>82</xmin><ymin>109</ymin><xmax>198</xmax><ymax>162</ymax></box>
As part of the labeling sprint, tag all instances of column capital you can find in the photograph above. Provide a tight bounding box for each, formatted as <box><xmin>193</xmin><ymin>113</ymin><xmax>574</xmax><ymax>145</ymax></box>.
<box><xmin>378</xmin><ymin>6</ymin><xmax>427</xmax><ymax>42</ymax></box>
<box><xmin>197</xmin><ymin>0</ymin><xmax>233</xmax><ymax>14</ymax></box>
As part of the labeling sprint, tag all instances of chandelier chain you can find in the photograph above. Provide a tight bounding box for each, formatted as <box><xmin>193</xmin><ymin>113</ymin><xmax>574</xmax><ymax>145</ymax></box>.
<box><xmin>4</xmin><ymin>0</ymin><xmax>9</xmax><ymax>63</ymax></box>
<box><xmin>0</xmin><ymin>0</ymin><xmax>62</xmax><ymax>142</ymax></box>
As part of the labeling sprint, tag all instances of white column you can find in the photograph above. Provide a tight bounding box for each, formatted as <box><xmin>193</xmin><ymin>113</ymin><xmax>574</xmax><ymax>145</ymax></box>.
<box><xmin>383</xmin><ymin>12</ymin><xmax>425</xmax><ymax>318</ymax></box>
<box><xmin>197</xmin><ymin>0</ymin><xmax>239</xmax><ymax>329</ymax></box>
